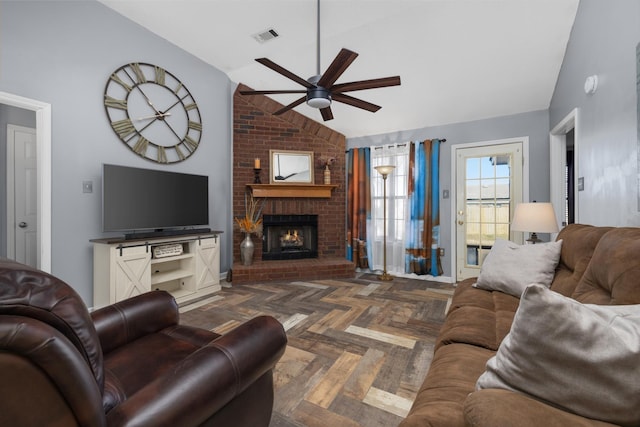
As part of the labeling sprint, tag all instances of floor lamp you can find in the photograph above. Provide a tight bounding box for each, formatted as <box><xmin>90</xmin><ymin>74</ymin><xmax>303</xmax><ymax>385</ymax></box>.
<box><xmin>374</xmin><ymin>165</ymin><xmax>395</xmax><ymax>281</ymax></box>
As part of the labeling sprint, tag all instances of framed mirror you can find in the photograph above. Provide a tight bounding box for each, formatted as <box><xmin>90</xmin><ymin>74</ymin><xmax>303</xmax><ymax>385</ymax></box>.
<box><xmin>270</xmin><ymin>150</ymin><xmax>314</xmax><ymax>184</ymax></box>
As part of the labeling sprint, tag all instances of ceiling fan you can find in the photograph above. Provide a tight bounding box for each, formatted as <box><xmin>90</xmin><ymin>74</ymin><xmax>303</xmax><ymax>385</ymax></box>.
<box><xmin>239</xmin><ymin>0</ymin><xmax>401</xmax><ymax>121</ymax></box>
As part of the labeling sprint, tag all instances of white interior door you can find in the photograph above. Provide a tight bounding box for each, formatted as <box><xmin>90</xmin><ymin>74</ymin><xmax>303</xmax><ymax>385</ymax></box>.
<box><xmin>0</xmin><ymin>92</ymin><xmax>52</xmax><ymax>272</ymax></box>
<box><xmin>455</xmin><ymin>141</ymin><xmax>524</xmax><ymax>281</ymax></box>
<box><xmin>7</xmin><ymin>125</ymin><xmax>38</xmax><ymax>267</ymax></box>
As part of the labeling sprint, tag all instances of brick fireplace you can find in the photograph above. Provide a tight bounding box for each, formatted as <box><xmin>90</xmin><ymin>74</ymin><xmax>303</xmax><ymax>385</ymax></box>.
<box><xmin>262</xmin><ymin>214</ymin><xmax>318</xmax><ymax>260</ymax></box>
<box><xmin>232</xmin><ymin>84</ymin><xmax>354</xmax><ymax>284</ymax></box>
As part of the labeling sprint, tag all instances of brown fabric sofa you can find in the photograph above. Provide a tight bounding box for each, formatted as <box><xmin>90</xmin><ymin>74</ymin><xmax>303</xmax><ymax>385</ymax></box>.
<box><xmin>0</xmin><ymin>259</ymin><xmax>287</xmax><ymax>427</ymax></box>
<box><xmin>400</xmin><ymin>224</ymin><xmax>640</xmax><ymax>427</ymax></box>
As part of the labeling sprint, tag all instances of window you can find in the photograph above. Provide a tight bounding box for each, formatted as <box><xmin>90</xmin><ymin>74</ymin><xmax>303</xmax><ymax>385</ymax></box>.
<box><xmin>370</xmin><ymin>144</ymin><xmax>410</xmax><ymax>273</ymax></box>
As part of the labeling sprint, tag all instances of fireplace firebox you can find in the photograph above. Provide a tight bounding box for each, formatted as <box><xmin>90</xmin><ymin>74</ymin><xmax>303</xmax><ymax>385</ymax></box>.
<box><xmin>262</xmin><ymin>214</ymin><xmax>318</xmax><ymax>260</ymax></box>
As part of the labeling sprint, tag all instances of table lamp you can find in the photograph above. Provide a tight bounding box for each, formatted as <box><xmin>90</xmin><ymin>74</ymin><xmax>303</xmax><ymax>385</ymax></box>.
<box><xmin>511</xmin><ymin>202</ymin><xmax>559</xmax><ymax>244</ymax></box>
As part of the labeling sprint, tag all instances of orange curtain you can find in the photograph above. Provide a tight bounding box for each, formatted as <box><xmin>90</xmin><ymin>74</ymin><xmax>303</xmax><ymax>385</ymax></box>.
<box><xmin>346</xmin><ymin>148</ymin><xmax>371</xmax><ymax>267</ymax></box>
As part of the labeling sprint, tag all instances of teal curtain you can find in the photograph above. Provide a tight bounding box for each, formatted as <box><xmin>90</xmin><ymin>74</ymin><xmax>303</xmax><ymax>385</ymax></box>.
<box><xmin>405</xmin><ymin>139</ymin><xmax>442</xmax><ymax>276</ymax></box>
<box><xmin>346</xmin><ymin>148</ymin><xmax>371</xmax><ymax>267</ymax></box>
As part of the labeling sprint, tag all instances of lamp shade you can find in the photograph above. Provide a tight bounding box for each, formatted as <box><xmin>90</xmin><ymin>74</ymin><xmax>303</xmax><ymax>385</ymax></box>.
<box><xmin>511</xmin><ymin>202</ymin><xmax>559</xmax><ymax>233</ymax></box>
<box><xmin>374</xmin><ymin>165</ymin><xmax>396</xmax><ymax>176</ymax></box>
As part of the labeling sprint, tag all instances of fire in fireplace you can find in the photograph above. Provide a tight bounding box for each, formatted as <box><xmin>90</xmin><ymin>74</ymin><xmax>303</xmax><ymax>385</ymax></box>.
<box><xmin>262</xmin><ymin>214</ymin><xmax>318</xmax><ymax>260</ymax></box>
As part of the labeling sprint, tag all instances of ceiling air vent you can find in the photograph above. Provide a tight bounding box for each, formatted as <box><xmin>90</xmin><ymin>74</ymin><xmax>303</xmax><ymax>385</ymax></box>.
<box><xmin>252</xmin><ymin>28</ymin><xmax>279</xmax><ymax>43</ymax></box>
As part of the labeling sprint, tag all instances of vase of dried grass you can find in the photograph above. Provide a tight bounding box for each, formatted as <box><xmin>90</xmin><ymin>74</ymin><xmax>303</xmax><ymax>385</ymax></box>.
<box><xmin>240</xmin><ymin>233</ymin><xmax>254</xmax><ymax>266</ymax></box>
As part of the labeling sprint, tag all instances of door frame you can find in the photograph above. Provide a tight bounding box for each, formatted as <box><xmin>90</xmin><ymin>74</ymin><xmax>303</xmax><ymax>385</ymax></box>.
<box><xmin>0</xmin><ymin>92</ymin><xmax>51</xmax><ymax>272</ymax></box>
<box><xmin>550</xmin><ymin>108</ymin><xmax>579</xmax><ymax>233</ymax></box>
<box><xmin>450</xmin><ymin>137</ymin><xmax>530</xmax><ymax>282</ymax></box>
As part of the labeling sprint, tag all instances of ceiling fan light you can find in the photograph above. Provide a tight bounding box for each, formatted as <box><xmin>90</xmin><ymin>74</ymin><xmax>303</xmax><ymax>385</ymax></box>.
<box><xmin>307</xmin><ymin>96</ymin><xmax>331</xmax><ymax>109</ymax></box>
<box><xmin>306</xmin><ymin>86</ymin><xmax>331</xmax><ymax>109</ymax></box>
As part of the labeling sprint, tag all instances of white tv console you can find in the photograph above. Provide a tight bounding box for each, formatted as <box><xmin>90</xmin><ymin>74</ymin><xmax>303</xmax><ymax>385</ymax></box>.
<box><xmin>91</xmin><ymin>231</ymin><xmax>222</xmax><ymax>309</ymax></box>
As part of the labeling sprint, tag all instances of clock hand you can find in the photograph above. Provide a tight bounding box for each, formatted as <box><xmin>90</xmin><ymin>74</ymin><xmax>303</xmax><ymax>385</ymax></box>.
<box><xmin>136</xmin><ymin>86</ymin><xmax>162</xmax><ymax>115</ymax></box>
<box><xmin>149</xmin><ymin>96</ymin><xmax>192</xmax><ymax>141</ymax></box>
<box><xmin>274</xmin><ymin>172</ymin><xmax>301</xmax><ymax>181</ymax></box>
<box><xmin>133</xmin><ymin>117</ymin><xmax>181</xmax><ymax>144</ymax></box>
<box><xmin>134</xmin><ymin>112</ymin><xmax>181</xmax><ymax>142</ymax></box>
<box><xmin>137</xmin><ymin>112</ymin><xmax>172</xmax><ymax>121</ymax></box>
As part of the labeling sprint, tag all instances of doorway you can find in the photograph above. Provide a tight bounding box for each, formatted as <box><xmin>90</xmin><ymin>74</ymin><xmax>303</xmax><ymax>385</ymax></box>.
<box><xmin>453</xmin><ymin>138</ymin><xmax>528</xmax><ymax>281</ymax></box>
<box><xmin>0</xmin><ymin>92</ymin><xmax>51</xmax><ymax>272</ymax></box>
<box><xmin>550</xmin><ymin>108</ymin><xmax>579</xmax><ymax>231</ymax></box>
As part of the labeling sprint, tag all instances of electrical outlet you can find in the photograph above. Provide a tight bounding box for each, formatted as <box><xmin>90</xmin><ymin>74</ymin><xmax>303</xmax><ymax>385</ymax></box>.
<box><xmin>438</xmin><ymin>248</ymin><xmax>445</xmax><ymax>257</ymax></box>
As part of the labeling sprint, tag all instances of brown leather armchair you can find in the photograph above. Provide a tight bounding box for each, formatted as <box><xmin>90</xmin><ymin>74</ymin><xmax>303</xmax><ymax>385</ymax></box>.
<box><xmin>0</xmin><ymin>259</ymin><xmax>287</xmax><ymax>427</ymax></box>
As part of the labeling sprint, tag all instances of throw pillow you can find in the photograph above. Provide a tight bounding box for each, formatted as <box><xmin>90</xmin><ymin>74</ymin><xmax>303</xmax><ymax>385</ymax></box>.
<box><xmin>476</xmin><ymin>284</ymin><xmax>640</xmax><ymax>427</ymax></box>
<box><xmin>473</xmin><ymin>239</ymin><xmax>562</xmax><ymax>297</ymax></box>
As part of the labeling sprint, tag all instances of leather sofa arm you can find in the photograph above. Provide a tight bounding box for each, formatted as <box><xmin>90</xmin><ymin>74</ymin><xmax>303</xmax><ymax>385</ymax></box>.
<box><xmin>464</xmin><ymin>389</ymin><xmax>619</xmax><ymax>427</ymax></box>
<box><xmin>91</xmin><ymin>291</ymin><xmax>179</xmax><ymax>354</ymax></box>
<box><xmin>105</xmin><ymin>316</ymin><xmax>287</xmax><ymax>427</ymax></box>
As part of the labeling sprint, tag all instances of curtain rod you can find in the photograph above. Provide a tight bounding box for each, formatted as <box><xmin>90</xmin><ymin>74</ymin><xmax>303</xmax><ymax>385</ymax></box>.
<box><xmin>345</xmin><ymin>138</ymin><xmax>447</xmax><ymax>153</ymax></box>
<box><xmin>370</xmin><ymin>139</ymin><xmax>447</xmax><ymax>150</ymax></box>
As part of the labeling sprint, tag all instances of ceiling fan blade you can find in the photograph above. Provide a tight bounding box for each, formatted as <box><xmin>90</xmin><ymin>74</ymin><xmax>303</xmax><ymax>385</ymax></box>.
<box><xmin>255</xmin><ymin>58</ymin><xmax>314</xmax><ymax>88</ymax></box>
<box><xmin>320</xmin><ymin>106</ymin><xmax>334</xmax><ymax>121</ymax></box>
<box><xmin>239</xmin><ymin>89</ymin><xmax>307</xmax><ymax>95</ymax></box>
<box><xmin>331</xmin><ymin>76</ymin><xmax>401</xmax><ymax>94</ymax></box>
<box><xmin>317</xmin><ymin>48</ymin><xmax>359</xmax><ymax>88</ymax></box>
<box><xmin>332</xmin><ymin>93</ymin><xmax>381</xmax><ymax>112</ymax></box>
<box><xmin>273</xmin><ymin>96</ymin><xmax>307</xmax><ymax>115</ymax></box>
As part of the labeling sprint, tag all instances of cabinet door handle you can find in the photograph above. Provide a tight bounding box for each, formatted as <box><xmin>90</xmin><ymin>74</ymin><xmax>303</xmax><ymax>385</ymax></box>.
<box><xmin>18</xmin><ymin>222</ymin><xmax>27</xmax><ymax>228</ymax></box>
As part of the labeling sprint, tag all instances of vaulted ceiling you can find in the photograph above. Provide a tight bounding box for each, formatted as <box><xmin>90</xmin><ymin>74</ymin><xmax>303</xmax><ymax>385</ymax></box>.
<box><xmin>98</xmin><ymin>0</ymin><xmax>580</xmax><ymax>138</ymax></box>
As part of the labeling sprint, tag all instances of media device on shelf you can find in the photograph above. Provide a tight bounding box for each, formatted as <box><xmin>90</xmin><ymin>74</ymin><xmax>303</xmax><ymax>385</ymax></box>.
<box><xmin>102</xmin><ymin>164</ymin><xmax>210</xmax><ymax>240</ymax></box>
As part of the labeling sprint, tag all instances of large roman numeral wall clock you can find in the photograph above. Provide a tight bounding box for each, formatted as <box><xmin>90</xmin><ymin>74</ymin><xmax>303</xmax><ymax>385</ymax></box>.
<box><xmin>104</xmin><ymin>62</ymin><xmax>202</xmax><ymax>164</ymax></box>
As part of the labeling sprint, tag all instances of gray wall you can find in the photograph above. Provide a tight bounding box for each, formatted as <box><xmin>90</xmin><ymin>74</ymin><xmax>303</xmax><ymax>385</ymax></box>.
<box><xmin>0</xmin><ymin>105</ymin><xmax>36</xmax><ymax>258</ymax></box>
<box><xmin>1</xmin><ymin>1</ymin><xmax>233</xmax><ymax>303</ymax></box>
<box><xmin>550</xmin><ymin>0</ymin><xmax>640</xmax><ymax>226</ymax></box>
<box><xmin>348</xmin><ymin>109</ymin><xmax>550</xmax><ymax>278</ymax></box>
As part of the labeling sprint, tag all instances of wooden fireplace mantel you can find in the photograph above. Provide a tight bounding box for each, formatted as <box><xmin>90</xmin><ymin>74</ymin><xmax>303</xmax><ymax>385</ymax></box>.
<box><xmin>247</xmin><ymin>184</ymin><xmax>337</xmax><ymax>198</ymax></box>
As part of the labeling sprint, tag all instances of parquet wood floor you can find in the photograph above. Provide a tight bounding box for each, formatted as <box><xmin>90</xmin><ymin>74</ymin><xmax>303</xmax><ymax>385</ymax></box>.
<box><xmin>179</xmin><ymin>273</ymin><xmax>454</xmax><ymax>427</ymax></box>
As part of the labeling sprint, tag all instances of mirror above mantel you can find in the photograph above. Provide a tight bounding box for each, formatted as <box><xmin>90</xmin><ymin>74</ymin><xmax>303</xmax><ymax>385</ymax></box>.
<box><xmin>247</xmin><ymin>184</ymin><xmax>337</xmax><ymax>198</ymax></box>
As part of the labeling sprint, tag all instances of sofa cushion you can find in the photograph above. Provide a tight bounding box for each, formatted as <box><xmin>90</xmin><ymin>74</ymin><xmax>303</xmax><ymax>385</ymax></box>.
<box><xmin>473</xmin><ymin>239</ymin><xmax>562</xmax><ymax>297</ymax></box>
<box><xmin>399</xmin><ymin>343</ymin><xmax>495</xmax><ymax>427</ymax></box>
<box><xmin>436</xmin><ymin>281</ymin><xmax>519</xmax><ymax>351</ymax></box>
<box><xmin>464</xmin><ymin>389</ymin><xmax>620</xmax><ymax>427</ymax></box>
<box><xmin>549</xmin><ymin>224</ymin><xmax>613</xmax><ymax>296</ymax></box>
<box><xmin>572</xmin><ymin>227</ymin><xmax>640</xmax><ymax>304</ymax></box>
<box><xmin>447</xmin><ymin>278</ymin><xmax>495</xmax><ymax>313</ymax></box>
<box><xmin>102</xmin><ymin>327</ymin><xmax>206</xmax><ymax>410</ymax></box>
<box><xmin>476</xmin><ymin>284</ymin><xmax>640</xmax><ymax>427</ymax></box>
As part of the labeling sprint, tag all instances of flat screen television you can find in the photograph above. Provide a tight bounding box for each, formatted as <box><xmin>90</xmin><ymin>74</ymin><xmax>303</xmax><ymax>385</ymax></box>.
<box><xmin>102</xmin><ymin>164</ymin><xmax>209</xmax><ymax>238</ymax></box>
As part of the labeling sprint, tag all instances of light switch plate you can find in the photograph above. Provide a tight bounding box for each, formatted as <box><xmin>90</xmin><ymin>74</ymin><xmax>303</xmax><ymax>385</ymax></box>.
<box><xmin>578</xmin><ymin>177</ymin><xmax>584</xmax><ymax>191</ymax></box>
<box><xmin>83</xmin><ymin>181</ymin><xmax>93</xmax><ymax>193</ymax></box>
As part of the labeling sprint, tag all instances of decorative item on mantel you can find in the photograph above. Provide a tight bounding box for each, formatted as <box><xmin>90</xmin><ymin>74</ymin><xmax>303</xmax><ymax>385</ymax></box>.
<box><xmin>235</xmin><ymin>191</ymin><xmax>265</xmax><ymax>265</ymax></box>
<box><xmin>253</xmin><ymin>157</ymin><xmax>262</xmax><ymax>184</ymax></box>
<box><xmin>317</xmin><ymin>155</ymin><xmax>336</xmax><ymax>184</ymax></box>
